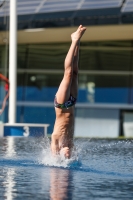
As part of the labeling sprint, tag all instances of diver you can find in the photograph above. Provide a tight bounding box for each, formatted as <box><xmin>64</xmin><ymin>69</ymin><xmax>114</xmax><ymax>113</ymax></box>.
<box><xmin>51</xmin><ymin>25</ymin><xmax>87</xmax><ymax>158</ymax></box>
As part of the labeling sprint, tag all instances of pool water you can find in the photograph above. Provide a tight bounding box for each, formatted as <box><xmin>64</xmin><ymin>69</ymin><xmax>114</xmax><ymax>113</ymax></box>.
<box><xmin>0</xmin><ymin>137</ymin><xmax>133</xmax><ymax>200</ymax></box>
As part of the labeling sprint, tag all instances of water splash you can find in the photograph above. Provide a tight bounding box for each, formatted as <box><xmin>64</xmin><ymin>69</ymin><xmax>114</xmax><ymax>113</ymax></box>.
<box><xmin>37</xmin><ymin>137</ymin><xmax>81</xmax><ymax>168</ymax></box>
<box><xmin>36</xmin><ymin>137</ymin><xmax>133</xmax><ymax>175</ymax></box>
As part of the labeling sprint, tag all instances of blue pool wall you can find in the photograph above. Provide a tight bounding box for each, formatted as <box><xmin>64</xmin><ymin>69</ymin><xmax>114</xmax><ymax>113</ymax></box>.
<box><xmin>1</xmin><ymin>86</ymin><xmax>132</xmax><ymax>103</ymax></box>
<box><xmin>0</xmin><ymin>86</ymin><xmax>133</xmax><ymax>133</ymax></box>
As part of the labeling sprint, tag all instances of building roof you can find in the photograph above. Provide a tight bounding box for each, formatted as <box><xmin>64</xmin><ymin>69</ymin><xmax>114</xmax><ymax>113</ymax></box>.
<box><xmin>0</xmin><ymin>0</ymin><xmax>133</xmax><ymax>30</ymax></box>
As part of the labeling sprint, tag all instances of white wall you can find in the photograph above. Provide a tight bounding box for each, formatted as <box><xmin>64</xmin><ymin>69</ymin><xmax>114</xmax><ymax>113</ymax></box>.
<box><xmin>0</xmin><ymin>123</ymin><xmax>4</xmax><ymax>137</ymax></box>
<box><xmin>123</xmin><ymin>112</ymin><xmax>133</xmax><ymax>137</ymax></box>
<box><xmin>75</xmin><ymin>108</ymin><xmax>119</xmax><ymax>138</ymax></box>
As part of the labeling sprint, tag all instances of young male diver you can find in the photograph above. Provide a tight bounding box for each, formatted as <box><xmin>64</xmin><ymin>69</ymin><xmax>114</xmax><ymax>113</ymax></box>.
<box><xmin>51</xmin><ymin>25</ymin><xmax>86</xmax><ymax>158</ymax></box>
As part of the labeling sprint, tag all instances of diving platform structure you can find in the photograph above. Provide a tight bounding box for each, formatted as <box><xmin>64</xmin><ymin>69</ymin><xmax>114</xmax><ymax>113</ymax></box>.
<box><xmin>0</xmin><ymin>123</ymin><xmax>49</xmax><ymax>137</ymax></box>
<box><xmin>0</xmin><ymin>0</ymin><xmax>50</xmax><ymax>137</ymax></box>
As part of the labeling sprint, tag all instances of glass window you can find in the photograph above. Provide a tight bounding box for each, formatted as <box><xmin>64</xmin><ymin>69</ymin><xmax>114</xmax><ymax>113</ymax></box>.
<box><xmin>17</xmin><ymin>73</ymin><xmax>63</xmax><ymax>102</ymax></box>
<box><xmin>78</xmin><ymin>74</ymin><xmax>130</xmax><ymax>103</ymax></box>
<box><xmin>17</xmin><ymin>73</ymin><xmax>62</xmax><ymax>87</ymax></box>
<box><xmin>18</xmin><ymin>41</ymin><xmax>133</xmax><ymax>71</ymax></box>
<box><xmin>17</xmin><ymin>41</ymin><xmax>133</xmax><ymax>104</ymax></box>
<box><xmin>80</xmin><ymin>45</ymin><xmax>131</xmax><ymax>71</ymax></box>
<box><xmin>18</xmin><ymin>44</ymin><xmax>68</xmax><ymax>70</ymax></box>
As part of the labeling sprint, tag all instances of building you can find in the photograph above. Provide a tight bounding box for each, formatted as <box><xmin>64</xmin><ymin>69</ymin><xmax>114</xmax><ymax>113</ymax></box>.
<box><xmin>0</xmin><ymin>0</ymin><xmax>133</xmax><ymax>137</ymax></box>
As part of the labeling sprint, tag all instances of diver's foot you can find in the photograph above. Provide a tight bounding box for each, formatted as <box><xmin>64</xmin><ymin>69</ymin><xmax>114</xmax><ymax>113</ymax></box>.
<box><xmin>60</xmin><ymin>147</ymin><xmax>70</xmax><ymax>158</ymax></box>
<box><xmin>71</xmin><ymin>25</ymin><xmax>86</xmax><ymax>42</ymax></box>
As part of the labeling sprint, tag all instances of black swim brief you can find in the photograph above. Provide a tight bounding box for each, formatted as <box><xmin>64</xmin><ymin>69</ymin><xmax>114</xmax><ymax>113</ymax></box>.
<box><xmin>54</xmin><ymin>95</ymin><xmax>77</xmax><ymax>109</ymax></box>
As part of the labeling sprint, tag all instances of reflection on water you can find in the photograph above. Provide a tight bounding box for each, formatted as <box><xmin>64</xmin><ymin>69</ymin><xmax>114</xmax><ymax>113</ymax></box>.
<box><xmin>0</xmin><ymin>137</ymin><xmax>133</xmax><ymax>200</ymax></box>
<box><xmin>50</xmin><ymin>168</ymin><xmax>72</xmax><ymax>200</ymax></box>
<box><xmin>1</xmin><ymin>137</ymin><xmax>17</xmax><ymax>200</ymax></box>
<box><xmin>5</xmin><ymin>137</ymin><xmax>16</xmax><ymax>158</ymax></box>
<box><xmin>3</xmin><ymin>168</ymin><xmax>16</xmax><ymax>200</ymax></box>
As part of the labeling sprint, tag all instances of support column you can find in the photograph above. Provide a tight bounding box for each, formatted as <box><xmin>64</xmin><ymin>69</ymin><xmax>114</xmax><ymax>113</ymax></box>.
<box><xmin>8</xmin><ymin>0</ymin><xmax>17</xmax><ymax>124</ymax></box>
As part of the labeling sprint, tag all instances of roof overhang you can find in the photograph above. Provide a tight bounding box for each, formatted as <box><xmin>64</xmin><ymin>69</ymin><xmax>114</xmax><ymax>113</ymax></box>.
<box><xmin>0</xmin><ymin>24</ymin><xmax>133</xmax><ymax>45</ymax></box>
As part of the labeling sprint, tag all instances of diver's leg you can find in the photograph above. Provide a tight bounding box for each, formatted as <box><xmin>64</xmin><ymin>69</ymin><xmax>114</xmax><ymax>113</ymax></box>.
<box><xmin>70</xmin><ymin>42</ymin><xmax>80</xmax><ymax>99</ymax></box>
<box><xmin>55</xmin><ymin>42</ymin><xmax>77</xmax><ymax>103</ymax></box>
<box><xmin>56</xmin><ymin>25</ymin><xmax>86</xmax><ymax>104</ymax></box>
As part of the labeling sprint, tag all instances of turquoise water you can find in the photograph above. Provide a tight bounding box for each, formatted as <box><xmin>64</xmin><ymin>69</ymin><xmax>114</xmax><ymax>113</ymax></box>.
<box><xmin>0</xmin><ymin>137</ymin><xmax>133</xmax><ymax>200</ymax></box>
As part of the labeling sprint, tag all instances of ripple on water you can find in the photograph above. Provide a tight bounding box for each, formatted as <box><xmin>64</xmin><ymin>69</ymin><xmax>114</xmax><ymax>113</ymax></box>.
<box><xmin>37</xmin><ymin>137</ymin><xmax>133</xmax><ymax>177</ymax></box>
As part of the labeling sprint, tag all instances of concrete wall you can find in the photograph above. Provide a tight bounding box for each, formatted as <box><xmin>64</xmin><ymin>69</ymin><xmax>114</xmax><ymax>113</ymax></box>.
<box><xmin>75</xmin><ymin>108</ymin><xmax>119</xmax><ymax>138</ymax></box>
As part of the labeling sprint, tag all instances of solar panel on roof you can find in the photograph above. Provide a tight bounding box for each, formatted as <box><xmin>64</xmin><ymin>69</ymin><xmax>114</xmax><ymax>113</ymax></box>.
<box><xmin>47</xmin><ymin>0</ymin><xmax>80</xmax><ymax>2</ymax></box>
<box><xmin>17</xmin><ymin>2</ymin><xmax>40</xmax><ymax>5</ymax></box>
<box><xmin>17</xmin><ymin>3</ymin><xmax>39</xmax><ymax>9</ymax></box>
<box><xmin>84</xmin><ymin>0</ymin><xmax>121</xmax><ymax>1</ymax></box>
<box><xmin>121</xmin><ymin>0</ymin><xmax>133</xmax><ymax>12</ymax></box>
<box><xmin>0</xmin><ymin>0</ymin><xmax>124</xmax><ymax>16</ymax></box>
<box><xmin>0</xmin><ymin>11</ymin><xmax>4</xmax><ymax>16</ymax></box>
<box><xmin>17</xmin><ymin>7</ymin><xmax>37</xmax><ymax>11</ymax></box>
<box><xmin>81</xmin><ymin>2</ymin><xmax>122</xmax><ymax>10</ymax></box>
<box><xmin>40</xmin><ymin>6</ymin><xmax>77</xmax><ymax>13</ymax></box>
<box><xmin>44</xmin><ymin>2</ymin><xmax>78</xmax><ymax>6</ymax></box>
<box><xmin>17</xmin><ymin>9</ymin><xmax>36</xmax><ymax>14</ymax></box>
<box><xmin>17</xmin><ymin>0</ymin><xmax>41</xmax><ymax>2</ymax></box>
<box><xmin>123</xmin><ymin>0</ymin><xmax>133</xmax><ymax>5</ymax></box>
<box><xmin>122</xmin><ymin>6</ymin><xmax>133</xmax><ymax>12</ymax></box>
<box><xmin>39</xmin><ymin>1</ymin><xmax>79</xmax><ymax>13</ymax></box>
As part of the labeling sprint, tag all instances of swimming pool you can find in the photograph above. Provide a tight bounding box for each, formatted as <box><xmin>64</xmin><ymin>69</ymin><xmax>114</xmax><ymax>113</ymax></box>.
<box><xmin>0</xmin><ymin>137</ymin><xmax>133</xmax><ymax>200</ymax></box>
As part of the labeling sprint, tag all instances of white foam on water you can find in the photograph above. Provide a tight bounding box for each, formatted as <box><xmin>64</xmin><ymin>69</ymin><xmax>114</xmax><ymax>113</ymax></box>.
<box><xmin>37</xmin><ymin>137</ymin><xmax>81</xmax><ymax>168</ymax></box>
